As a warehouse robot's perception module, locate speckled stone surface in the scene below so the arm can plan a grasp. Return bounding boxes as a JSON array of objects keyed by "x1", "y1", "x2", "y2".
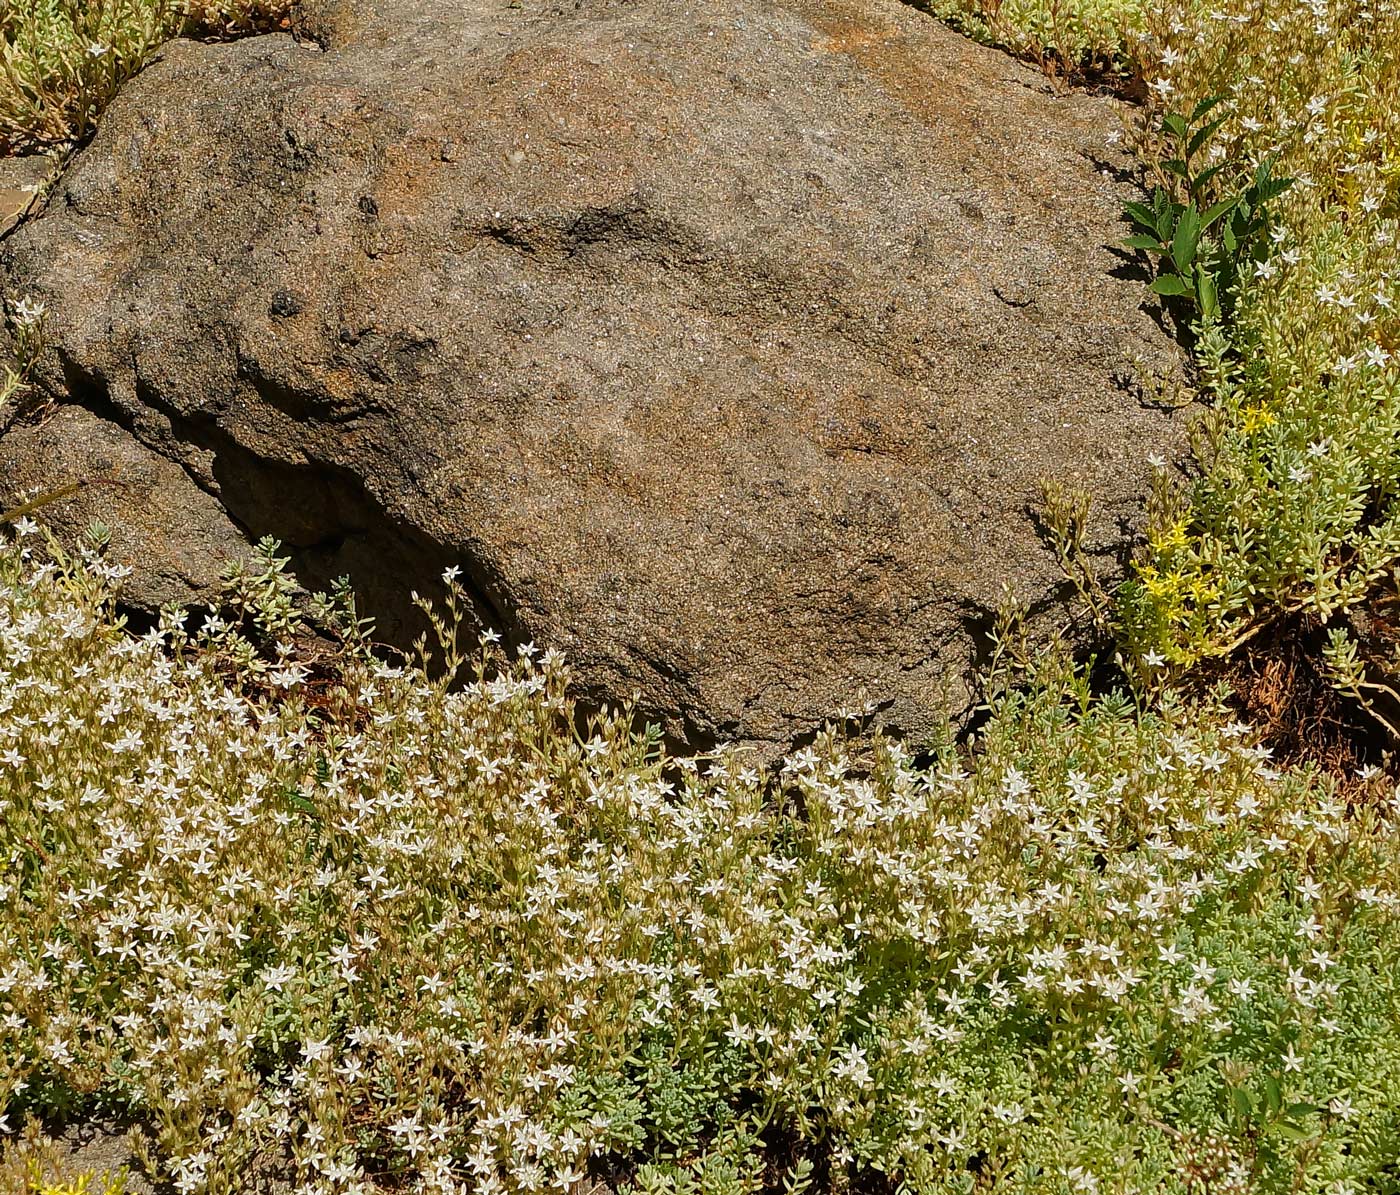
[{"x1": 1, "y1": 0, "x2": 1185, "y2": 755}]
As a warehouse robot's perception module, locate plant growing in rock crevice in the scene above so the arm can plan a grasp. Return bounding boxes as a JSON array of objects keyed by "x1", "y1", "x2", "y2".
[{"x1": 0, "y1": 293, "x2": 49, "y2": 436}]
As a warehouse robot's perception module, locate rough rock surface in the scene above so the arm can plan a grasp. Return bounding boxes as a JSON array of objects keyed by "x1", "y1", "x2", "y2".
[
  {"x1": 0, "y1": 0, "x2": 1184, "y2": 754},
  {"x1": 0, "y1": 405, "x2": 250, "y2": 610},
  {"x1": 46, "y1": 1122, "x2": 156, "y2": 1195},
  {"x1": 0, "y1": 153, "x2": 50, "y2": 235}
]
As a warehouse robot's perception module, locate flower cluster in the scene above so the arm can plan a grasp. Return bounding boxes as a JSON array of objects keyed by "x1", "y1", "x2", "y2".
[
  {"x1": 1, "y1": 539, "x2": 1398, "y2": 1194},
  {"x1": 3, "y1": 0, "x2": 1400, "y2": 1191},
  {"x1": 919, "y1": 0, "x2": 1148, "y2": 81},
  {"x1": 1113, "y1": 0, "x2": 1400, "y2": 681}
]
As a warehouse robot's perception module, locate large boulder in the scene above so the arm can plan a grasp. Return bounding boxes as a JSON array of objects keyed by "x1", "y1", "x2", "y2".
[{"x1": 0, "y1": 0, "x2": 1183, "y2": 754}]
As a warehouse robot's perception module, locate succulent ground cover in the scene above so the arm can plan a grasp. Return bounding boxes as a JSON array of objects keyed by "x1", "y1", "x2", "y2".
[
  {"x1": 0, "y1": 0, "x2": 288, "y2": 151},
  {"x1": 1113, "y1": 0, "x2": 1400, "y2": 688},
  {"x1": 2, "y1": 0, "x2": 1400, "y2": 1191},
  {"x1": 0, "y1": 535, "x2": 1398, "y2": 1195}
]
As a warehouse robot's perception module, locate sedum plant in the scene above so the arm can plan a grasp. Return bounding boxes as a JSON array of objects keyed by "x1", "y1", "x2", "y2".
[
  {"x1": 0, "y1": 1132, "x2": 128, "y2": 1195},
  {"x1": 1, "y1": 0, "x2": 1399, "y2": 1189},
  {"x1": 1107, "y1": 0, "x2": 1400, "y2": 706},
  {"x1": 0, "y1": 0, "x2": 288, "y2": 150},
  {"x1": 22, "y1": 1167, "x2": 127, "y2": 1195},
  {"x1": 1, "y1": 534, "x2": 1399, "y2": 1193},
  {"x1": 910, "y1": 0, "x2": 1147, "y2": 83}
]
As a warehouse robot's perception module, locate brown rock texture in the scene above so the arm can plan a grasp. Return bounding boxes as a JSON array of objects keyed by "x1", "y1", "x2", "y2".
[
  {"x1": 0, "y1": 405, "x2": 250, "y2": 611},
  {"x1": 0, "y1": 0, "x2": 1183, "y2": 754},
  {"x1": 0, "y1": 154, "x2": 50, "y2": 236}
]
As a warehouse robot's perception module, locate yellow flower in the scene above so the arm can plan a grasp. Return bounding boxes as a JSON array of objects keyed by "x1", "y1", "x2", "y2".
[
  {"x1": 1240, "y1": 404, "x2": 1277, "y2": 435},
  {"x1": 26, "y1": 1162, "x2": 125, "y2": 1195}
]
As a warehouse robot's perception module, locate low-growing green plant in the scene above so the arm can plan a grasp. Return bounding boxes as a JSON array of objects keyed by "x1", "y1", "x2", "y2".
[
  {"x1": 1123, "y1": 96, "x2": 1294, "y2": 326},
  {"x1": 1110, "y1": 0, "x2": 1400, "y2": 703},
  {"x1": 0, "y1": 0, "x2": 289, "y2": 150},
  {"x1": 908, "y1": 0, "x2": 1146, "y2": 85},
  {"x1": 1320, "y1": 620, "x2": 1400, "y2": 742},
  {"x1": 0, "y1": 292, "x2": 47, "y2": 426},
  {"x1": 1, "y1": 0, "x2": 1398, "y2": 1192},
  {"x1": 1, "y1": 535, "x2": 1399, "y2": 1193},
  {"x1": 930, "y1": 0, "x2": 1399, "y2": 737},
  {"x1": 0, "y1": 1124, "x2": 130, "y2": 1194},
  {"x1": 22, "y1": 1164, "x2": 127, "y2": 1195}
]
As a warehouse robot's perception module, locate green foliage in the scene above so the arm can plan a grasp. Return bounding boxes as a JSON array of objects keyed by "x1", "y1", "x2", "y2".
[
  {"x1": 24, "y1": 1166, "x2": 127, "y2": 1195},
  {"x1": 0, "y1": 1133, "x2": 129, "y2": 1195},
  {"x1": 0, "y1": 0, "x2": 1398, "y2": 1192},
  {"x1": 0, "y1": 0, "x2": 288, "y2": 149},
  {"x1": 909, "y1": 0, "x2": 1145, "y2": 82},
  {"x1": 1112, "y1": 0, "x2": 1400, "y2": 686},
  {"x1": 1123, "y1": 97, "x2": 1294, "y2": 326},
  {"x1": 1320, "y1": 623, "x2": 1400, "y2": 742},
  {"x1": 0, "y1": 291, "x2": 47, "y2": 426},
  {"x1": 1, "y1": 537, "x2": 1399, "y2": 1192}
]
